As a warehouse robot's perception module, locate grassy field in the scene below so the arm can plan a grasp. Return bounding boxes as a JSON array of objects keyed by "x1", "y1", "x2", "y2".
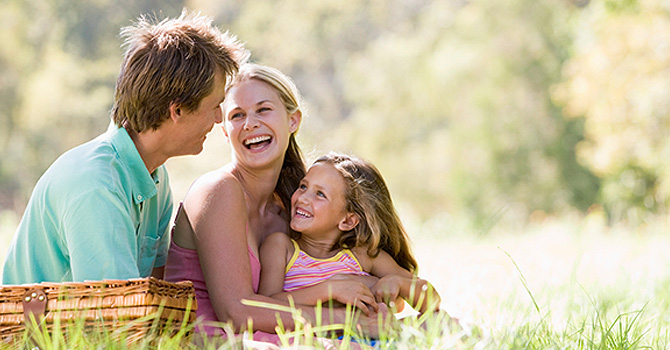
[{"x1": 0, "y1": 210, "x2": 668, "y2": 349}]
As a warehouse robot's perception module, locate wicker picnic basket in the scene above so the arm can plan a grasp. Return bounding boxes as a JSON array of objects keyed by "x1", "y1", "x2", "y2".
[{"x1": 0, "y1": 277, "x2": 196, "y2": 344}]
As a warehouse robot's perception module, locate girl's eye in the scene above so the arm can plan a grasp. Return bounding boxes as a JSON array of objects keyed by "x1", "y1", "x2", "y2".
[
  {"x1": 316, "y1": 191, "x2": 326, "y2": 198},
  {"x1": 258, "y1": 107, "x2": 271, "y2": 113},
  {"x1": 230, "y1": 112, "x2": 243, "y2": 120},
  {"x1": 299, "y1": 184, "x2": 307, "y2": 190}
]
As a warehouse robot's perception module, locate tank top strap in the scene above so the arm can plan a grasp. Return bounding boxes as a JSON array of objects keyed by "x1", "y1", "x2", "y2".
[
  {"x1": 285, "y1": 239, "x2": 301, "y2": 274},
  {"x1": 340, "y1": 247, "x2": 364, "y2": 271}
]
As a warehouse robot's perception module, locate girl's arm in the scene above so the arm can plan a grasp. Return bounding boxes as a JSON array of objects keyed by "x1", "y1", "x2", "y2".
[
  {"x1": 359, "y1": 248, "x2": 441, "y2": 314},
  {"x1": 258, "y1": 232, "x2": 379, "y2": 315}
]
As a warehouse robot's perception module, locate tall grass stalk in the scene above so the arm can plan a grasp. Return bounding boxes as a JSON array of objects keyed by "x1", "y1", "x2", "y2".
[{"x1": 2, "y1": 283, "x2": 667, "y2": 349}]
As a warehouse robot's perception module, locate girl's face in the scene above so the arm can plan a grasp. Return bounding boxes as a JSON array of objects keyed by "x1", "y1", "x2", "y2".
[
  {"x1": 222, "y1": 78, "x2": 301, "y2": 169},
  {"x1": 290, "y1": 162, "x2": 354, "y2": 237}
]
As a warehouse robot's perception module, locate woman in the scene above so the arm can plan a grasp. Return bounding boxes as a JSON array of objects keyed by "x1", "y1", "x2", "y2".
[{"x1": 164, "y1": 63, "x2": 380, "y2": 343}]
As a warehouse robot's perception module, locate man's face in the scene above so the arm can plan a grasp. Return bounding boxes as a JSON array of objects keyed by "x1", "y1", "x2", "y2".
[{"x1": 175, "y1": 72, "x2": 226, "y2": 156}]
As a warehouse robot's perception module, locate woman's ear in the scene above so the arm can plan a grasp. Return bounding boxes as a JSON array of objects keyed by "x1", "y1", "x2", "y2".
[
  {"x1": 221, "y1": 125, "x2": 230, "y2": 141},
  {"x1": 338, "y1": 212, "x2": 360, "y2": 232},
  {"x1": 289, "y1": 110, "x2": 302, "y2": 133}
]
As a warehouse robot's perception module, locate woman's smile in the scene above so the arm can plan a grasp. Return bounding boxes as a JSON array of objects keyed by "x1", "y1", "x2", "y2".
[{"x1": 243, "y1": 134, "x2": 273, "y2": 151}]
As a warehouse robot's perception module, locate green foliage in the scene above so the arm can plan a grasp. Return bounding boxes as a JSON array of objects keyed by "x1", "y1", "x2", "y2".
[
  {"x1": 555, "y1": 0, "x2": 670, "y2": 223},
  {"x1": 0, "y1": 0, "x2": 184, "y2": 213},
  {"x1": 337, "y1": 0, "x2": 599, "y2": 228},
  {"x1": 1, "y1": 0, "x2": 667, "y2": 228}
]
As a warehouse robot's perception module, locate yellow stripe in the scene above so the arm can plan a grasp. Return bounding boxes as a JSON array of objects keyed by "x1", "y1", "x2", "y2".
[
  {"x1": 342, "y1": 248, "x2": 363, "y2": 271},
  {"x1": 285, "y1": 239, "x2": 300, "y2": 274}
]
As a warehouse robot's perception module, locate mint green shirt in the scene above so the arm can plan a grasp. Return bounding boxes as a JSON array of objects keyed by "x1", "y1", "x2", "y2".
[{"x1": 2, "y1": 126, "x2": 173, "y2": 284}]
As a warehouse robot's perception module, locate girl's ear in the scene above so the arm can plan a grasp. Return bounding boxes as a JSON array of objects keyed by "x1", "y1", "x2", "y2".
[{"x1": 338, "y1": 212, "x2": 359, "y2": 232}]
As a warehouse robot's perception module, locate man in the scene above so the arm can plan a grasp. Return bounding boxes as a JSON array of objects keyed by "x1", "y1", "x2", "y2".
[{"x1": 2, "y1": 10, "x2": 248, "y2": 284}]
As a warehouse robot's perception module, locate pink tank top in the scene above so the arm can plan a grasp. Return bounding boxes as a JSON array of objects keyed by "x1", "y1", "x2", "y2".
[
  {"x1": 283, "y1": 239, "x2": 370, "y2": 292},
  {"x1": 165, "y1": 240, "x2": 260, "y2": 336}
]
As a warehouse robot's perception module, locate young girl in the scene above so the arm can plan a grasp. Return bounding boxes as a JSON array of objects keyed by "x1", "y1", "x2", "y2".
[{"x1": 259, "y1": 152, "x2": 441, "y2": 315}]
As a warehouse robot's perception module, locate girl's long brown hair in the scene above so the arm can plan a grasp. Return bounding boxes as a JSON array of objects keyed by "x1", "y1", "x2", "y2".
[{"x1": 314, "y1": 152, "x2": 418, "y2": 273}]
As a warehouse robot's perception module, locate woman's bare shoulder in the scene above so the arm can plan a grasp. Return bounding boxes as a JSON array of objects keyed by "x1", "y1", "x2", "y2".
[
  {"x1": 263, "y1": 231, "x2": 293, "y2": 247},
  {"x1": 184, "y1": 167, "x2": 243, "y2": 204},
  {"x1": 189, "y1": 167, "x2": 240, "y2": 192}
]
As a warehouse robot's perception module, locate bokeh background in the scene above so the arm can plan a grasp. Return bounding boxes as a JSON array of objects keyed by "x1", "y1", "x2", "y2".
[{"x1": 1, "y1": 0, "x2": 668, "y2": 326}]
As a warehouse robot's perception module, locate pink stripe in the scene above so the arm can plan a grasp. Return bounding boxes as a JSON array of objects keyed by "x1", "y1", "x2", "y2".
[{"x1": 283, "y1": 249, "x2": 369, "y2": 292}]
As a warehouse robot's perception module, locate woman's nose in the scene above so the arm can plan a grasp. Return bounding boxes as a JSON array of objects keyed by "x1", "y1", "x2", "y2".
[{"x1": 244, "y1": 114, "x2": 260, "y2": 130}]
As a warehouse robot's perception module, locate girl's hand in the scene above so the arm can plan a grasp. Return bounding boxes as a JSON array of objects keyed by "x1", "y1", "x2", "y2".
[
  {"x1": 371, "y1": 275, "x2": 403, "y2": 306},
  {"x1": 326, "y1": 275, "x2": 379, "y2": 315},
  {"x1": 372, "y1": 275, "x2": 441, "y2": 313}
]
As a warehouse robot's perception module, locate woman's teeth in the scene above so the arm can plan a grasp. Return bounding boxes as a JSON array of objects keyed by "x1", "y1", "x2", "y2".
[{"x1": 244, "y1": 135, "x2": 271, "y2": 149}]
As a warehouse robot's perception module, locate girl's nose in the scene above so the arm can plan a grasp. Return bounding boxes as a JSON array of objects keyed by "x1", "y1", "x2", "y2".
[{"x1": 295, "y1": 191, "x2": 311, "y2": 206}]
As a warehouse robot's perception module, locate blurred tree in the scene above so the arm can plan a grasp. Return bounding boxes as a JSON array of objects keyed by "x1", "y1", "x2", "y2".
[
  {"x1": 0, "y1": 0, "x2": 184, "y2": 213},
  {"x1": 555, "y1": 0, "x2": 670, "y2": 223},
  {"x1": 6, "y1": 0, "x2": 658, "y2": 232},
  {"x1": 198, "y1": 0, "x2": 434, "y2": 142},
  {"x1": 337, "y1": 0, "x2": 599, "y2": 229}
]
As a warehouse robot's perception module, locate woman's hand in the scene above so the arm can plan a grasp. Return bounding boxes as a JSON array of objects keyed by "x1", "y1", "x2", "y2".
[{"x1": 332, "y1": 301, "x2": 393, "y2": 339}]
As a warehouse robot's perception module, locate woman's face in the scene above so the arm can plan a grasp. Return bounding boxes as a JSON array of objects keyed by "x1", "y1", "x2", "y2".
[{"x1": 222, "y1": 78, "x2": 301, "y2": 169}]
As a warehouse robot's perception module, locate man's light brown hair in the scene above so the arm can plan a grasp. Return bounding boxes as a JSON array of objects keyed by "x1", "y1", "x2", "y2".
[{"x1": 112, "y1": 10, "x2": 249, "y2": 132}]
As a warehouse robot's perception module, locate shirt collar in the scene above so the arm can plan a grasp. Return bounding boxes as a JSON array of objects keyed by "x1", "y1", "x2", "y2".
[{"x1": 109, "y1": 126, "x2": 158, "y2": 204}]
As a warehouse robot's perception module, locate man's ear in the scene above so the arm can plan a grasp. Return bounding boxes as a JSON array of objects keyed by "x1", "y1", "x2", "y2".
[
  {"x1": 338, "y1": 212, "x2": 360, "y2": 232},
  {"x1": 289, "y1": 110, "x2": 302, "y2": 133},
  {"x1": 168, "y1": 102, "x2": 182, "y2": 122}
]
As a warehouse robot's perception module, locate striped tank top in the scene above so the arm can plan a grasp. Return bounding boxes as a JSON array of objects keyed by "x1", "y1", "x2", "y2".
[{"x1": 283, "y1": 239, "x2": 370, "y2": 292}]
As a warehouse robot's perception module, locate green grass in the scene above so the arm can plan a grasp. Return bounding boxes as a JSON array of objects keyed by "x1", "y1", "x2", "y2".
[
  {"x1": 3, "y1": 296, "x2": 666, "y2": 350},
  {"x1": 1, "y1": 212, "x2": 669, "y2": 349}
]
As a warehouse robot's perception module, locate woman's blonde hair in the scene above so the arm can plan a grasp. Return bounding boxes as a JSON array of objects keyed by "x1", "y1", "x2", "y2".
[
  {"x1": 314, "y1": 152, "x2": 418, "y2": 273},
  {"x1": 226, "y1": 63, "x2": 306, "y2": 214}
]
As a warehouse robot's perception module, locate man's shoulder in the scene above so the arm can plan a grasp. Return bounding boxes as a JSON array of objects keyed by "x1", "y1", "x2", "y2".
[{"x1": 40, "y1": 134, "x2": 130, "y2": 198}]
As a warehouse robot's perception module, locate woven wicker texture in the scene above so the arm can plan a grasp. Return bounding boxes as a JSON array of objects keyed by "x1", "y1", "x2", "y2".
[{"x1": 0, "y1": 277, "x2": 196, "y2": 343}]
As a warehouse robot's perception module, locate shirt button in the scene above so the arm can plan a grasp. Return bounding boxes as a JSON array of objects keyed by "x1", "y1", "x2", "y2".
[{"x1": 137, "y1": 195, "x2": 143, "y2": 201}]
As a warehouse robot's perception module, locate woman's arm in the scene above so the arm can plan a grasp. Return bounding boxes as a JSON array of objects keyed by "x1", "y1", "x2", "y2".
[
  {"x1": 183, "y1": 173, "x2": 381, "y2": 335},
  {"x1": 185, "y1": 172, "x2": 267, "y2": 330},
  {"x1": 361, "y1": 249, "x2": 441, "y2": 314},
  {"x1": 258, "y1": 232, "x2": 378, "y2": 315}
]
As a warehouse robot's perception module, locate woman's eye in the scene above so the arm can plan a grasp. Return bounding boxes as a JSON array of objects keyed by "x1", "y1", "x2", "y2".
[
  {"x1": 258, "y1": 107, "x2": 271, "y2": 113},
  {"x1": 299, "y1": 184, "x2": 307, "y2": 190},
  {"x1": 230, "y1": 112, "x2": 243, "y2": 120}
]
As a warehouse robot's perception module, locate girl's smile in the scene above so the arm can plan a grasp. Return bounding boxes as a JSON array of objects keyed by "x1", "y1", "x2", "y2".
[{"x1": 290, "y1": 162, "x2": 350, "y2": 236}]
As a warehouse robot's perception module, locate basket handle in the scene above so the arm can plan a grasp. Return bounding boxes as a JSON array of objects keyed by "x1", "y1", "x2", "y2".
[{"x1": 22, "y1": 289, "x2": 47, "y2": 325}]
